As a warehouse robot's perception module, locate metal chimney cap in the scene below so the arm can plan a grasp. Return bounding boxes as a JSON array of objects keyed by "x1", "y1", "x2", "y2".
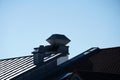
[{"x1": 46, "y1": 34, "x2": 71, "y2": 45}]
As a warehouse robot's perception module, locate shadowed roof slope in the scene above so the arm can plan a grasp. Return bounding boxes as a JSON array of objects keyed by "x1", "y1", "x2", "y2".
[{"x1": 0, "y1": 47, "x2": 120, "y2": 80}]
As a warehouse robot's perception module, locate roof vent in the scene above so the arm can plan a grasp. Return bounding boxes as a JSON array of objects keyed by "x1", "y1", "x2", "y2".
[
  {"x1": 32, "y1": 34, "x2": 71, "y2": 66},
  {"x1": 46, "y1": 34, "x2": 70, "y2": 46}
]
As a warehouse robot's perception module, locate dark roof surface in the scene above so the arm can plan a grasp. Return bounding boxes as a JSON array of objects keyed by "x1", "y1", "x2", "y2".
[
  {"x1": 0, "y1": 47, "x2": 120, "y2": 80},
  {"x1": 0, "y1": 52, "x2": 65, "y2": 80},
  {"x1": 90, "y1": 47, "x2": 120, "y2": 74},
  {"x1": 0, "y1": 55, "x2": 35, "y2": 80},
  {"x1": 0, "y1": 47, "x2": 99, "y2": 80}
]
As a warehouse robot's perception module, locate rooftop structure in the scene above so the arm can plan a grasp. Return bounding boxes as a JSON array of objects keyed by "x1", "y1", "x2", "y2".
[{"x1": 0, "y1": 34, "x2": 120, "y2": 80}]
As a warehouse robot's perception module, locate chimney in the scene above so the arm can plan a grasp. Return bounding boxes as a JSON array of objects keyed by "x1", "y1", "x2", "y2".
[
  {"x1": 32, "y1": 34, "x2": 70, "y2": 66},
  {"x1": 46, "y1": 34, "x2": 70, "y2": 65},
  {"x1": 32, "y1": 45, "x2": 45, "y2": 65}
]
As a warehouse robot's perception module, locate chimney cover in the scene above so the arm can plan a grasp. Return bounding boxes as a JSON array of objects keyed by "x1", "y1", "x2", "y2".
[{"x1": 46, "y1": 34, "x2": 70, "y2": 45}]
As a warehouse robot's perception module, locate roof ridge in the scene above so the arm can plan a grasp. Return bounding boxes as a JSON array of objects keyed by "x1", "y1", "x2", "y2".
[{"x1": 102, "y1": 46, "x2": 120, "y2": 50}]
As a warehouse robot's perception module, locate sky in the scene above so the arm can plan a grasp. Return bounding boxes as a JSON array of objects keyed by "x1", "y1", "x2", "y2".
[{"x1": 0, "y1": 0, "x2": 120, "y2": 59}]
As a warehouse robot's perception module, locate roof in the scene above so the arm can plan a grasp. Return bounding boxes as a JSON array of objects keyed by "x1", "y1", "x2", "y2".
[
  {"x1": 0, "y1": 52, "x2": 66, "y2": 80},
  {"x1": 0, "y1": 55, "x2": 35, "y2": 80},
  {"x1": 16, "y1": 47, "x2": 100, "y2": 80},
  {"x1": 90, "y1": 47, "x2": 120, "y2": 73},
  {"x1": 0, "y1": 47, "x2": 120, "y2": 80}
]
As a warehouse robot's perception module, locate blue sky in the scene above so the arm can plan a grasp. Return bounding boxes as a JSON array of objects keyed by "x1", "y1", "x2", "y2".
[{"x1": 0, "y1": 0, "x2": 120, "y2": 59}]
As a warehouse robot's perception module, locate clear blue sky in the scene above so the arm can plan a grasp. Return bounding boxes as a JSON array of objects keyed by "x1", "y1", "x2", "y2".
[{"x1": 0, "y1": 0, "x2": 120, "y2": 59}]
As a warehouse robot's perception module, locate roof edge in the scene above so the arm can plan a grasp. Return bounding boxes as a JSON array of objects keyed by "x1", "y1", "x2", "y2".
[
  {"x1": 0, "y1": 55, "x2": 33, "y2": 61},
  {"x1": 101, "y1": 46, "x2": 120, "y2": 50}
]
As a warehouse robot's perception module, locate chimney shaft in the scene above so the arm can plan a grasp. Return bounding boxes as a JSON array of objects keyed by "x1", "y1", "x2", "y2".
[
  {"x1": 32, "y1": 45, "x2": 45, "y2": 65},
  {"x1": 32, "y1": 34, "x2": 71, "y2": 66}
]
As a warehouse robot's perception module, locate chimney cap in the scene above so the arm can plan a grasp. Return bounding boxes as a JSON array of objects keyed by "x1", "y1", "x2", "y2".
[{"x1": 46, "y1": 34, "x2": 70, "y2": 45}]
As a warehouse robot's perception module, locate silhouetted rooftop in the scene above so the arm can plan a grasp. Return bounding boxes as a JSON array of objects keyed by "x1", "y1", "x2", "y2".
[{"x1": 0, "y1": 46, "x2": 120, "y2": 80}]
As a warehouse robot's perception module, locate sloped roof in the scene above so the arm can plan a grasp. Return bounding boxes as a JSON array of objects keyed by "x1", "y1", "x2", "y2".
[
  {"x1": 1, "y1": 47, "x2": 120, "y2": 80},
  {"x1": 0, "y1": 55, "x2": 35, "y2": 80},
  {"x1": 0, "y1": 52, "x2": 65, "y2": 80},
  {"x1": 90, "y1": 47, "x2": 120, "y2": 73},
  {"x1": 0, "y1": 47, "x2": 99, "y2": 80}
]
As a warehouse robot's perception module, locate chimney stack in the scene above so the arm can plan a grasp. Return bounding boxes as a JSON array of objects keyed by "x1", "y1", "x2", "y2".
[
  {"x1": 32, "y1": 34, "x2": 71, "y2": 66},
  {"x1": 32, "y1": 45, "x2": 45, "y2": 65}
]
